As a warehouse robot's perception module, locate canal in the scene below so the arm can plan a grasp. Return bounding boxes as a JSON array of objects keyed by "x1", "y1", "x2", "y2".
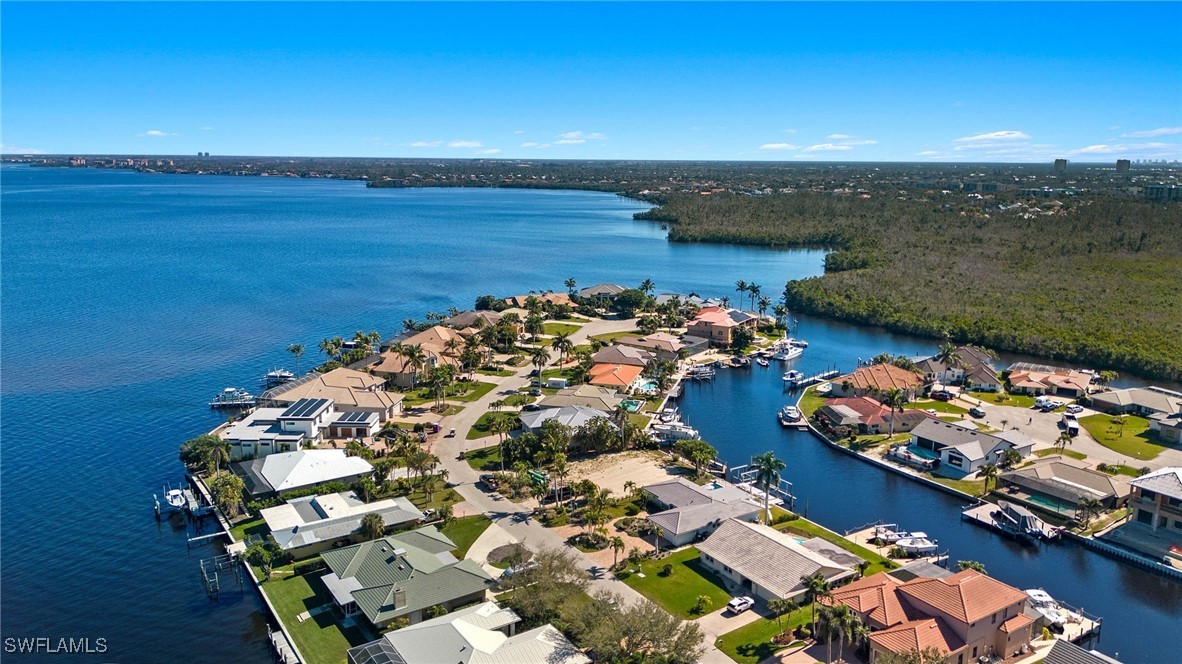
[{"x1": 677, "y1": 336, "x2": 1182, "y2": 664}]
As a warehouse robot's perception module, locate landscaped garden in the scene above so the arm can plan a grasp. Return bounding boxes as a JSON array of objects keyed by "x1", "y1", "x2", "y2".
[
  {"x1": 543, "y1": 322, "x2": 582, "y2": 336},
  {"x1": 615, "y1": 547, "x2": 732, "y2": 620},
  {"x1": 261, "y1": 572, "x2": 370, "y2": 664},
  {"x1": 467, "y1": 412, "x2": 518, "y2": 440},
  {"x1": 1079, "y1": 414, "x2": 1164, "y2": 460},
  {"x1": 402, "y1": 380, "x2": 497, "y2": 406},
  {"x1": 771, "y1": 511, "x2": 893, "y2": 576}
]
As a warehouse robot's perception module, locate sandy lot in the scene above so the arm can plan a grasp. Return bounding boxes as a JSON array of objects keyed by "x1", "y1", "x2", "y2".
[{"x1": 566, "y1": 449, "x2": 681, "y2": 495}]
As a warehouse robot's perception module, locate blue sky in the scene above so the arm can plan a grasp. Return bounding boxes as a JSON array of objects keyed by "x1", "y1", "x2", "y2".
[{"x1": 2, "y1": 2, "x2": 1180, "y2": 162}]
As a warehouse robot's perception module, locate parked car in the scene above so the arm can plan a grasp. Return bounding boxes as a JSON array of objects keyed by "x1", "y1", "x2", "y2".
[
  {"x1": 726, "y1": 596, "x2": 755, "y2": 614},
  {"x1": 529, "y1": 388, "x2": 542, "y2": 396},
  {"x1": 969, "y1": 407, "x2": 986, "y2": 418},
  {"x1": 932, "y1": 390, "x2": 953, "y2": 401},
  {"x1": 522, "y1": 404, "x2": 542, "y2": 411},
  {"x1": 1065, "y1": 404, "x2": 1084, "y2": 414},
  {"x1": 479, "y1": 474, "x2": 498, "y2": 489}
]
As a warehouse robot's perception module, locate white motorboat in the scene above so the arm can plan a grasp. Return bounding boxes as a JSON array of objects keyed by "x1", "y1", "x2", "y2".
[
  {"x1": 659, "y1": 407, "x2": 679, "y2": 424},
  {"x1": 263, "y1": 368, "x2": 294, "y2": 386},
  {"x1": 756, "y1": 357, "x2": 770, "y2": 367},
  {"x1": 772, "y1": 346, "x2": 803, "y2": 361},
  {"x1": 651, "y1": 423, "x2": 700, "y2": 441},
  {"x1": 165, "y1": 488, "x2": 187, "y2": 511},
  {"x1": 788, "y1": 338, "x2": 809, "y2": 348},
  {"x1": 871, "y1": 524, "x2": 907, "y2": 543},
  {"x1": 778, "y1": 405, "x2": 802, "y2": 425},
  {"x1": 1025, "y1": 589, "x2": 1084, "y2": 629},
  {"x1": 209, "y1": 387, "x2": 255, "y2": 408},
  {"x1": 895, "y1": 536, "x2": 939, "y2": 556},
  {"x1": 782, "y1": 370, "x2": 804, "y2": 383}
]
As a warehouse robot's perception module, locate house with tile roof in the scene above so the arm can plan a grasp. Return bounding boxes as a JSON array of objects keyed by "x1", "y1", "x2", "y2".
[
  {"x1": 998, "y1": 456, "x2": 1130, "y2": 518},
  {"x1": 518, "y1": 405, "x2": 612, "y2": 435},
  {"x1": 686, "y1": 307, "x2": 752, "y2": 347},
  {"x1": 830, "y1": 364, "x2": 927, "y2": 399},
  {"x1": 696, "y1": 519, "x2": 856, "y2": 601},
  {"x1": 1126, "y1": 467, "x2": 1182, "y2": 534},
  {"x1": 642, "y1": 478, "x2": 761, "y2": 547},
  {"x1": 826, "y1": 569, "x2": 1034, "y2": 663},
  {"x1": 617, "y1": 332, "x2": 709, "y2": 360},
  {"x1": 1089, "y1": 386, "x2": 1182, "y2": 417},
  {"x1": 1004, "y1": 363, "x2": 1092, "y2": 398},
  {"x1": 578, "y1": 283, "x2": 627, "y2": 301},
  {"x1": 916, "y1": 346, "x2": 1003, "y2": 392},
  {"x1": 503, "y1": 293, "x2": 573, "y2": 308},
  {"x1": 591, "y1": 344, "x2": 654, "y2": 368},
  {"x1": 261, "y1": 368, "x2": 404, "y2": 421},
  {"x1": 587, "y1": 363, "x2": 644, "y2": 391},
  {"x1": 371, "y1": 326, "x2": 465, "y2": 389},
  {"x1": 815, "y1": 396, "x2": 936, "y2": 435},
  {"x1": 346, "y1": 601, "x2": 589, "y2": 664},
  {"x1": 538, "y1": 385, "x2": 624, "y2": 412},
  {"x1": 321, "y1": 526, "x2": 496, "y2": 628}
]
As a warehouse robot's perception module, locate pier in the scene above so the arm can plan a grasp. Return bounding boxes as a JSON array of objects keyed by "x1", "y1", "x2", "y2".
[
  {"x1": 844, "y1": 525, "x2": 951, "y2": 568},
  {"x1": 783, "y1": 368, "x2": 840, "y2": 390}
]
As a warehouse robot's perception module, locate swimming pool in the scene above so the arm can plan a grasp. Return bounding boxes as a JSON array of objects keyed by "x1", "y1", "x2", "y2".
[
  {"x1": 1024, "y1": 494, "x2": 1076, "y2": 514},
  {"x1": 621, "y1": 399, "x2": 643, "y2": 413},
  {"x1": 907, "y1": 445, "x2": 941, "y2": 461},
  {"x1": 635, "y1": 380, "x2": 659, "y2": 392}
]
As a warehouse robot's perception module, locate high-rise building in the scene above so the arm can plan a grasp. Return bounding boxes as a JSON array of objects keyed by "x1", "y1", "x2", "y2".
[
  {"x1": 1053, "y1": 159, "x2": 1068, "y2": 173},
  {"x1": 1116, "y1": 159, "x2": 1131, "y2": 173}
]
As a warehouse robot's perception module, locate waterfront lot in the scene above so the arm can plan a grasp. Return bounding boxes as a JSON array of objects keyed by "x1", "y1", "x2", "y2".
[
  {"x1": 616, "y1": 547, "x2": 732, "y2": 620},
  {"x1": 261, "y1": 573, "x2": 369, "y2": 664},
  {"x1": 1078, "y1": 413, "x2": 1163, "y2": 460},
  {"x1": 772, "y1": 513, "x2": 893, "y2": 576}
]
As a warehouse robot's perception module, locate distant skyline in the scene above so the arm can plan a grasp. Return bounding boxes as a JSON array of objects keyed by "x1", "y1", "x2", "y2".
[{"x1": 2, "y1": 2, "x2": 1180, "y2": 162}]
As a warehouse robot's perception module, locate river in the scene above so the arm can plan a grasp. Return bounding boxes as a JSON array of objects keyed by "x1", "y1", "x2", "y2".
[{"x1": 1, "y1": 165, "x2": 1176, "y2": 663}]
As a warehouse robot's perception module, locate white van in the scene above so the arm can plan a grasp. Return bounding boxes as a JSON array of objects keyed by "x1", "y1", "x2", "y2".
[{"x1": 1034, "y1": 395, "x2": 1053, "y2": 409}]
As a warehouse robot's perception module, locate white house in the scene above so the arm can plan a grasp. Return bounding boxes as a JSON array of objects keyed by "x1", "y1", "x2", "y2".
[{"x1": 909, "y1": 419, "x2": 1033, "y2": 477}]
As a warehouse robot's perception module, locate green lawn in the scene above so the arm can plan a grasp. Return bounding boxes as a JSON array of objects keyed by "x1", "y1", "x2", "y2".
[
  {"x1": 904, "y1": 399, "x2": 968, "y2": 415},
  {"x1": 405, "y1": 486, "x2": 463, "y2": 512},
  {"x1": 1034, "y1": 447, "x2": 1088, "y2": 461},
  {"x1": 1078, "y1": 414, "x2": 1164, "y2": 460},
  {"x1": 403, "y1": 381, "x2": 497, "y2": 405},
  {"x1": 543, "y1": 322, "x2": 582, "y2": 336},
  {"x1": 715, "y1": 605, "x2": 813, "y2": 664},
  {"x1": 590, "y1": 329, "x2": 643, "y2": 344},
  {"x1": 627, "y1": 412, "x2": 652, "y2": 428},
  {"x1": 476, "y1": 367, "x2": 515, "y2": 377},
  {"x1": 797, "y1": 385, "x2": 826, "y2": 418},
  {"x1": 468, "y1": 412, "x2": 518, "y2": 440},
  {"x1": 465, "y1": 444, "x2": 504, "y2": 471},
  {"x1": 921, "y1": 473, "x2": 986, "y2": 497},
  {"x1": 773, "y1": 513, "x2": 893, "y2": 576},
  {"x1": 1099, "y1": 464, "x2": 1144, "y2": 478},
  {"x1": 504, "y1": 392, "x2": 533, "y2": 407},
  {"x1": 616, "y1": 547, "x2": 732, "y2": 620},
  {"x1": 230, "y1": 516, "x2": 269, "y2": 543},
  {"x1": 439, "y1": 515, "x2": 494, "y2": 558},
  {"x1": 260, "y1": 573, "x2": 370, "y2": 664},
  {"x1": 970, "y1": 391, "x2": 1036, "y2": 408}
]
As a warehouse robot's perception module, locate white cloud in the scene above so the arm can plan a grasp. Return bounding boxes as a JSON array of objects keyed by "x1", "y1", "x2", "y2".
[
  {"x1": 1069, "y1": 144, "x2": 1121, "y2": 155},
  {"x1": 474, "y1": 148, "x2": 501, "y2": 155},
  {"x1": 554, "y1": 139, "x2": 586, "y2": 145},
  {"x1": 140, "y1": 129, "x2": 177, "y2": 137},
  {"x1": 557, "y1": 131, "x2": 605, "y2": 141},
  {"x1": 759, "y1": 143, "x2": 799, "y2": 151},
  {"x1": 200, "y1": 126, "x2": 215, "y2": 131},
  {"x1": 827, "y1": 133, "x2": 853, "y2": 139},
  {"x1": 1120, "y1": 127, "x2": 1182, "y2": 138},
  {"x1": 782, "y1": 128, "x2": 798, "y2": 133},
  {"x1": 1108, "y1": 125, "x2": 1121, "y2": 131},
  {"x1": 513, "y1": 130, "x2": 525, "y2": 135},
  {"x1": 448, "y1": 140, "x2": 483, "y2": 148},
  {"x1": 843, "y1": 139, "x2": 878, "y2": 146},
  {"x1": 953, "y1": 130, "x2": 1031, "y2": 143},
  {"x1": 520, "y1": 142, "x2": 550, "y2": 149},
  {"x1": 802, "y1": 143, "x2": 853, "y2": 153},
  {"x1": 1, "y1": 144, "x2": 46, "y2": 154},
  {"x1": 409, "y1": 140, "x2": 442, "y2": 148},
  {"x1": 916, "y1": 151, "x2": 941, "y2": 156}
]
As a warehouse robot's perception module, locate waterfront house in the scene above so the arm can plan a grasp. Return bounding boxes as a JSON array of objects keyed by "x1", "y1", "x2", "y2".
[
  {"x1": 1004, "y1": 363, "x2": 1092, "y2": 398},
  {"x1": 320, "y1": 526, "x2": 495, "y2": 628},
  {"x1": 442, "y1": 309, "x2": 519, "y2": 335},
  {"x1": 371, "y1": 326, "x2": 464, "y2": 389},
  {"x1": 262, "y1": 368, "x2": 403, "y2": 421},
  {"x1": 587, "y1": 362, "x2": 644, "y2": 391},
  {"x1": 232, "y1": 449, "x2": 374, "y2": 497},
  {"x1": 538, "y1": 385, "x2": 624, "y2": 412},
  {"x1": 518, "y1": 405, "x2": 612, "y2": 434},
  {"x1": 346, "y1": 601, "x2": 589, "y2": 664},
  {"x1": 686, "y1": 307, "x2": 755, "y2": 347},
  {"x1": 261, "y1": 491, "x2": 423, "y2": 558},
  {"x1": 814, "y1": 396, "x2": 935, "y2": 435},
  {"x1": 224, "y1": 406, "x2": 311, "y2": 461},
  {"x1": 909, "y1": 419, "x2": 1032, "y2": 477},
  {"x1": 1089, "y1": 386, "x2": 1182, "y2": 417},
  {"x1": 1126, "y1": 467, "x2": 1182, "y2": 534},
  {"x1": 578, "y1": 283, "x2": 627, "y2": 303},
  {"x1": 997, "y1": 456, "x2": 1130, "y2": 518},
  {"x1": 916, "y1": 346, "x2": 1003, "y2": 392},
  {"x1": 825, "y1": 569, "x2": 1033, "y2": 663},
  {"x1": 591, "y1": 344, "x2": 654, "y2": 367},
  {"x1": 643, "y1": 478, "x2": 762, "y2": 547},
  {"x1": 617, "y1": 332, "x2": 709, "y2": 360},
  {"x1": 224, "y1": 398, "x2": 381, "y2": 460},
  {"x1": 1149, "y1": 411, "x2": 1182, "y2": 443},
  {"x1": 503, "y1": 292, "x2": 573, "y2": 308},
  {"x1": 830, "y1": 364, "x2": 927, "y2": 400},
  {"x1": 1043, "y1": 639, "x2": 1125, "y2": 664},
  {"x1": 697, "y1": 518, "x2": 856, "y2": 602}
]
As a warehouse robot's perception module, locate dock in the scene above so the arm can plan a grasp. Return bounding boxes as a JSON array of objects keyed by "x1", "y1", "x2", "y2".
[
  {"x1": 961, "y1": 502, "x2": 1061, "y2": 544},
  {"x1": 784, "y1": 368, "x2": 840, "y2": 390},
  {"x1": 844, "y1": 525, "x2": 951, "y2": 567}
]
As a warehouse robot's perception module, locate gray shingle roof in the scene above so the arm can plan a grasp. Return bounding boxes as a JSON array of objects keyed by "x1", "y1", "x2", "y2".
[
  {"x1": 1127, "y1": 467, "x2": 1182, "y2": 501},
  {"x1": 648, "y1": 501, "x2": 761, "y2": 537},
  {"x1": 697, "y1": 519, "x2": 855, "y2": 598}
]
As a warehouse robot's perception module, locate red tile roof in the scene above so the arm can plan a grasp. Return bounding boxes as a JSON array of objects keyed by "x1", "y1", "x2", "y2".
[
  {"x1": 898, "y1": 570, "x2": 1029, "y2": 624},
  {"x1": 998, "y1": 613, "x2": 1034, "y2": 634},
  {"x1": 588, "y1": 363, "x2": 644, "y2": 388},
  {"x1": 824, "y1": 574, "x2": 911, "y2": 628},
  {"x1": 835, "y1": 364, "x2": 924, "y2": 393},
  {"x1": 868, "y1": 618, "x2": 965, "y2": 655}
]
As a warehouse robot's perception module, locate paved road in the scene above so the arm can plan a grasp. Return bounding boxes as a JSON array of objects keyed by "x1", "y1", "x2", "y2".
[{"x1": 427, "y1": 316, "x2": 738, "y2": 663}]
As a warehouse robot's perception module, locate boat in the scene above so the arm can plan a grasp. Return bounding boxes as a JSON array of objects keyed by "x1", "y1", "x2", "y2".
[
  {"x1": 262, "y1": 368, "x2": 294, "y2": 386},
  {"x1": 787, "y1": 338, "x2": 809, "y2": 348},
  {"x1": 782, "y1": 369, "x2": 804, "y2": 383},
  {"x1": 756, "y1": 357, "x2": 770, "y2": 367},
  {"x1": 165, "y1": 488, "x2": 187, "y2": 511},
  {"x1": 659, "y1": 407, "x2": 679, "y2": 424},
  {"x1": 778, "y1": 405, "x2": 802, "y2": 425},
  {"x1": 1024, "y1": 589, "x2": 1084, "y2": 629},
  {"x1": 731, "y1": 356, "x2": 751, "y2": 368},
  {"x1": 209, "y1": 387, "x2": 255, "y2": 408},
  {"x1": 651, "y1": 422, "x2": 700, "y2": 441},
  {"x1": 685, "y1": 365, "x2": 716, "y2": 380},
  {"x1": 894, "y1": 535, "x2": 939, "y2": 556},
  {"x1": 994, "y1": 500, "x2": 1062, "y2": 541},
  {"x1": 871, "y1": 524, "x2": 908, "y2": 544},
  {"x1": 772, "y1": 346, "x2": 803, "y2": 361}
]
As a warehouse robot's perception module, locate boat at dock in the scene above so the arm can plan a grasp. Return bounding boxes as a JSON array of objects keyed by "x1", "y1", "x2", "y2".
[
  {"x1": 651, "y1": 422, "x2": 700, "y2": 441},
  {"x1": 778, "y1": 405, "x2": 802, "y2": 426},
  {"x1": 262, "y1": 368, "x2": 294, "y2": 386},
  {"x1": 755, "y1": 357, "x2": 770, "y2": 367},
  {"x1": 782, "y1": 369, "x2": 804, "y2": 383},
  {"x1": 209, "y1": 387, "x2": 255, "y2": 408},
  {"x1": 787, "y1": 338, "x2": 808, "y2": 348},
  {"x1": 962, "y1": 501, "x2": 1062, "y2": 543},
  {"x1": 659, "y1": 407, "x2": 679, "y2": 423},
  {"x1": 685, "y1": 365, "x2": 716, "y2": 380},
  {"x1": 772, "y1": 346, "x2": 803, "y2": 361},
  {"x1": 894, "y1": 535, "x2": 939, "y2": 556},
  {"x1": 1024, "y1": 588, "x2": 1101, "y2": 642}
]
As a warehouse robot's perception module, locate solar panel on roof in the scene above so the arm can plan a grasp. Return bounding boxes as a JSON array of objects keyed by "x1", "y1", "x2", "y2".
[{"x1": 283, "y1": 398, "x2": 331, "y2": 418}]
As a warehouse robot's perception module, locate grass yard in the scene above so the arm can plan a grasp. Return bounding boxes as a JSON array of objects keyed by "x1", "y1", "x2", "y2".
[
  {"x1": 970, "y1": 391, "x2": 1037, "y2": 408},
  {"x1": 715, "y1": 605, "x2": 813, "y2": 664},
  {"x1": 468, "y1": 412, "x2": 518, "y2": 440},
  {"x1": 1098, "y1": 463, "x2": 1145, "y2": 478},
  {"x1": 439, "y1": 515, "x2": 494, "y2": 557},
  {"x1": 616, "y1": 547, "x2": 732, "y2": 620},
  {"x1": 543, "y1": 322, "x2": 582, "y2": 336},
  {"x1": 797, "y1": 385, "x2": 827, "y2": 418},
  {"x1": 230, "y1": 516, "x2": 268, "y2": 543},
  {"x1": 260, "y1": 573, "x2": 370, "y2": 664},
  {"x1": 1034, "y1": 447, "x2": 1087, "y2": 461},
  {"x1": 920, "y1": 473, "x2": 986, "y2": 497},
  {"x1": 904, "y1": 399, "x2": 968, "y2": 415},
  {"x1": 503, "y1": 392, "x2": 533, "y2": 407},
  {"x1": 589, "y1": 329, "x2": 643, "y2": 344},
  {"x1": 1079, "y1": 414, "x2": 1164, "y2": 460},
  {"x1": 627, "y1": 412, "x2": 652, "y2": 428},
  {"x1": 476, "y1": 367, "x2": 515, "y2": 377},
  {"x1": 465, "y1": 444, "x2": 504, "y2": 471},
  {"x1": 402, "y1": 381, "x2": 497, "y2": 406},
  {"x1": 773, "y1": 512, "x2": 894, "y2": 576},
  {"x1": 405, "y1": 486, "x2": 463, "y2": 512}
]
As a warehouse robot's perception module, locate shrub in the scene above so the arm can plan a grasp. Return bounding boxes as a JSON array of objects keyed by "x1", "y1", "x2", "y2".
[
  {"x1": 773, "y1": 512, "x2": 799, "y2": 525},
  {"x1": 293, "y1": 560, "x2": 326, "y2": 576},
  {"x1": 624, "y1": 504, "x2": 641, "y2": 516},
  {"x1": 659, "y1": 563, "x2": 674, "y2": 577},
  {"x1": 796, "y1": 626, "x2": 812, "y2": 640}
]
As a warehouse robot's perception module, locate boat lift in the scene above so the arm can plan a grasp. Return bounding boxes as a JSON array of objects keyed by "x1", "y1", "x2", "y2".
[
  {"x1": 200, "y1": 553, "x2": 243, "y2": 600},
  {"x1": 728, "y1": 463, "x2": 796, "y2": 512}
]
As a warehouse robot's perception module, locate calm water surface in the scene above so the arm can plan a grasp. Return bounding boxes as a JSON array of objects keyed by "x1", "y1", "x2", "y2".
[{"x1": 2, "y1": 166, "x2": 1176, "y2": 663}]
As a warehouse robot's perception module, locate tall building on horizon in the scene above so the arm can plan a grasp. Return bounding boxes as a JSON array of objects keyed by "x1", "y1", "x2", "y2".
[
  {"x1": 1053, "y1": 159, "x2": 1068, "y2": 173},
  {"x1": 1116, "y1": 159, "x2": 1131, "y2": 173}
]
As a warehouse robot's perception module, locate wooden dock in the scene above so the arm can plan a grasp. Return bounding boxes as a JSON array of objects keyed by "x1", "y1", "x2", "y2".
[
  {"x1": 845, "y1": 526, "x2": 950, "y2": 567},
  {"x1": 785, "y1": 368, "x2": 840, "y2": 390}
]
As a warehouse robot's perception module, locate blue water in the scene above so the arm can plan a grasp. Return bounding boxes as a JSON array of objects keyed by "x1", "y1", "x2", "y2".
[
  {"x1": 0, "y1": 165, "x2": 824, "y2": 662},
  {"x1": 679, "y1": 363, "x2": 1181, "y2": 664},
  {"x1": 3, "y1": 165, "x2": 1176, "y2": 664}
]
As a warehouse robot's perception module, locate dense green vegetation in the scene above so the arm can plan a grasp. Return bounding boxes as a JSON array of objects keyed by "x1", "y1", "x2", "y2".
[{"x1": 643, "y1": 192, "x2": 1182, "y2": 380}]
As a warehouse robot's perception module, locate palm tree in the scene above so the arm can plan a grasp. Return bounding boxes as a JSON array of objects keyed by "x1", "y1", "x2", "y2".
[
  {"x1": 401, "y1": 344, "x2": 427, "y2": 388},
  {"x1": 748, "y1": 283, "x2": 761, "y2": 312},
  {"x1": 980, "y1": 464, "x2": 998, "y2": 494},
  {"x1": 361, "y1": 512, "x2": 385, "y2": 540},
  {"x1": 802, "y1": 572, "x2": 832, "y2": 638},
  {"x1": 530, "y1": 346, "x2": 550, "y2": 377},
  {"x1": 318, "y1": 337, "x2": 339, "y2": 362},
  {"x1": 1078, "y1": 497, "x2": 1104, "y2": 525},
  {"x1": 550, "y1": 452, "x2": 569, "y2": 509},
  {"x1": 773, "y1": 304, "x2": 788, "y2": 328},
  {"x1": 768, "y1": 597, "x2": 794, "y2": 635},
  {"x1": 639, "y1": 278, "x2": 655, "y2": 297},
  {"x1": 734, "y1": 280, "x2": 747, "y2": 309},
  {"x1": 651, "y1": 524, "x2": 664, "y2": 554},
  {"x1": 203, "y1": 438, "x2": 231, "y2": 476},
  {"x1": 757, "y1": 295, "x2": 771, "y2": 321},
  {"x1": 881, "y1": 387, "x2": 907, "y2": 437},
  {"x1": 565, "y1": 277, "x2": 577, "y2": 296},
  {"x1": 552, "y1": 332, "x2": 574, "y2": 367},
  {"x1": 1055, "y1": 431, "x2": 1073, "y2": 453},
  {"x1": 751, "y1": 451, "x2": 787, "y2": 523},
  {"x1": 287, "y1": 343, "x2": 305, "y2": 376},
  {"x1": 610, "y1": 536, "x2": 625, "y2": 568}
]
